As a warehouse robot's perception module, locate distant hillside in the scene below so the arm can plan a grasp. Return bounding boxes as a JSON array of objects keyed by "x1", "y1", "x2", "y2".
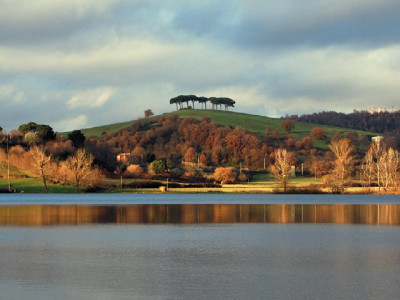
[
  {"x1": 76, "y1": 110, "x2": 376, "y2": 149},
  {"x1": 289, "y1": 110, "x2": 400, "y2": 135}
]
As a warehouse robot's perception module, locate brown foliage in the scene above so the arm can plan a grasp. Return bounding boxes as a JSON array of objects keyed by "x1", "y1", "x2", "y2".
[
  {"x1": 184, "y1": 147, "x2": 197, "y2": 163},
  {"x1": 310, "y1": 128, "x2": 326, "y2": 140},
  {"x1": 213, "y1": 167, "x2": 237, "y2": 184},
  {"x1": 125, "y1": 164, "x2": 143, "y2": 177},
  {"x1": 144, "y1": 109, "x2": 154, "y2": 118},
  {"x1": 280, "y1": 120, "x2": 295, "y2": 134}
]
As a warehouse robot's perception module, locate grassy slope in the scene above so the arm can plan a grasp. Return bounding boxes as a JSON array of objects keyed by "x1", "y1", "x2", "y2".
[
  {"x1": 71, "y1": 109, "x2": 376, "y2": 151},
  {"x1": 173, "y1": 110, "x2": 376, "y2": 138}
]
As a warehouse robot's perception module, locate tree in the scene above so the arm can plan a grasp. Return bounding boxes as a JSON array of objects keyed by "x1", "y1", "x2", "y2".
[
  {"x1": 23, "y1": 132, "x2": 40, "y2": 146},
  {"x1": 378, "y1": 148, "x2": 397, "y2": 191},
  {"x1": 169, "y1": 97, "x2": 179, "y2": 111},
  {"x1": 280, "y1": 120, "x2": 295, "y2": 134},
  {"x1": 213, "y1": 167, "x2": 237, "y2": 184},
  {"x1": 65, "y1": 149, "x2": 94, "y2": 192},
  {"x1": 68, "y1": 130, "x2": 86, "y2": 148},
  {"x1": 265, "y1": 126, "x2": 273, "y2": 139},
  {"x1": 151, "y1": 159, "x2": 167, "y2": 174},
  {"x1": 18, "y1": 122, "x2": 55, "y2": 142},
  {"x1": 369, "y1": 143, "x2": 400, "y2": 191},
  {"x1": 144, "y1": 109, "x2": 154, "y2": 119},
  {"x1": 270, "y1": 148, "x2": 297, "y2": 192},
  {"x1": 209, "y1": 97, "x2": 235, "y2": 111},
  {"x1": 18, "y1": 122, "x2": 38, "y2": 135},
  {"x1": 142, "y1": 151, "x2": 155, "y2": 163},
  {"x1": 360, "y1": 146, "x2": 375, "y2": 190},
  {"x1": 125, "y1": 164, "x2": 143, "y2": 177},
  {"x1": 184, "y1": 147, "x2": 197, "y2": 163},
  {"x1": 198, "y1": 97, "x2": 208, "y2": 109},
  {"x1": 36, "y1": 124, "x2": 56, "y2": 141},
  {"x1": 328, "y1": 138, "x2": 355, "y2": 193},
  {"x1": 272, "y1": 129, "x2": 280, "y2": 139},
  {"x1": 29, "y1": 146, "x2": 51, "y2": 193},
  {"x1": 310, "y1": 127, "x2": 326, "y2": 140}
]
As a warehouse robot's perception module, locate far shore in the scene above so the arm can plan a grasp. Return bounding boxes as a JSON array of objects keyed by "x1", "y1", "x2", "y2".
[{"x1": 1, "y1": 178, "x2": 399, "y2": 195}]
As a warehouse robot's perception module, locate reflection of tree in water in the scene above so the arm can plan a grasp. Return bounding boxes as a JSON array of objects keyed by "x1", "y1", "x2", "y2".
[{"x1": 0, "y1": 204, "x2": 399, "y2": 226}]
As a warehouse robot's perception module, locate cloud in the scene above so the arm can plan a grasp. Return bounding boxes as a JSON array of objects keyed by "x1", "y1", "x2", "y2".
[
  {"x1": 0, "y1": 0, "x2": 122, "y2": 45},
  {"x1": 0, "y1": 85, "x2": 26, "y2": 104},
  {"x1": 53, "y1": 115, "x2": 89, "y2": 132},
  {"x1": 1, "y1": 0, "x2": 400, "y2": 132},
  {"x1": 67, "y1": 87, "x2": 116, "y2": 108},
  {"x1": 168, "y1": 0, "x2": 400, "y2": 49}
]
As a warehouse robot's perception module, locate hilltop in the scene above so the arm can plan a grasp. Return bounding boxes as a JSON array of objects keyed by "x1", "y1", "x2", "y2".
[{"x1": 76, "y1": 109, "x2": 377, "y2": 150}]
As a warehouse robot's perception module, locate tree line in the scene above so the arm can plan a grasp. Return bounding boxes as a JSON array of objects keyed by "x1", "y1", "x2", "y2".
[
  {"x1": 2, "y1": 116, "x2": 400, "y2": 194},
  {"x1": 1, "y1": 123, "x2": 101, "y2": 192},
  {"x1": 286, "y1": 110, "x2": 400, "y2": 146},
  {"x1": 169, "y1": 95, "x2": 235, "y2": 111}
]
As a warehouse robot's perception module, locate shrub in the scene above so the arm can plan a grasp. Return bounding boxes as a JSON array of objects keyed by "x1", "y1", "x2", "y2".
[
  {"x1": 213, "y1": 167, "x2": 237, "y2": 184},
  {"x1": 125, "y1": 164, "x2": 143, "y2": 177},
  {"x1": 151, "y1": 159, "x2": 167, "y2": 174}
]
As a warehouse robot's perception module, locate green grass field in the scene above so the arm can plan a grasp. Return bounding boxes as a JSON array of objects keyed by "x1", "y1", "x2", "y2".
[{"x1": 0, "y1": 178, "x2": 77, "y2": 193}]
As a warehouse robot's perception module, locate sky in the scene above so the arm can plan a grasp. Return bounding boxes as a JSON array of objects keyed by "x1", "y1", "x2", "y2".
[{"x1": 1, "y1": 0, "x2": 400, "y2": 132}]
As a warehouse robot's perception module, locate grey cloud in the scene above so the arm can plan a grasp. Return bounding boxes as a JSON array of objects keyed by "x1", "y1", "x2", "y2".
[
  {"x1": 167, "y1": 1, "x2": 400, "y2": 49},
  {"x1": 0, "y1": 0, "x2": 121, "y2": 47},
  {"x1": 1, "y1": 0, "x2": 400, "y2": 132}
]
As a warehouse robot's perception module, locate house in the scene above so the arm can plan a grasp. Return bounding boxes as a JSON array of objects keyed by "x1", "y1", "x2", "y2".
[
  {"x1": 116, "y1": 153, "x2": 132, "y2": 164},
  {"x1": 116, "y1": 153, "x2": 141, "y2": 164},
  {"x1": 371, "y1": 136, "x2": 383, "y2": 144}
]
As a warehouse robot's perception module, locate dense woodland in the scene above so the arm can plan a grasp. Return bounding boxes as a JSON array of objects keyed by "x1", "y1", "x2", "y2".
[
  {"x1": 1, "y1": 111, "x2": 400, "y2": 193},
  {"x1": 287, "y1": 110, "x2": 400, "y2": 144}
]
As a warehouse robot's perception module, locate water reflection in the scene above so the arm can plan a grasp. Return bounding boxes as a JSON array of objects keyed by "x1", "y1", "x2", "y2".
[{"x1": 1, "y1": 204, "x2": 399, "y2": 226}]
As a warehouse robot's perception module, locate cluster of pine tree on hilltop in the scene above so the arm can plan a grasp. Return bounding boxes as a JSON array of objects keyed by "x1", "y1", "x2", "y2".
[
  {"x1": 170, "y1": 95, "x2": 235, "y2": 111},
  {"x1": 1, "y1": 108, "x2": 400, "y2": 194}
]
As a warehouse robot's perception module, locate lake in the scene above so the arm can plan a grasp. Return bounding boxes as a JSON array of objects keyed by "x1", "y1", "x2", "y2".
[{"x1": 0, "y1": 194, "x2": 399, "y2": 299}]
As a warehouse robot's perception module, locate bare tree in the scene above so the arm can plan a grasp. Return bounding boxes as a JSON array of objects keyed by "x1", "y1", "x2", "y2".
[
  {"x1": 29, "y1": 146, "x2": 51, "y2": 193},
  {"x1": 360, "y1": 146, "x2": 375, "y2": 190},
  {"x1": 328, "y1": 138, "x2": 355, "y2": 193},
  {"x1": 65, "y1": 149, "x2": 94, "y2": 192},
  {"x1": 378, "y1": 147, "x2": 399, "y2": 191},
  {"x1": 369, "y1": 142, "x2": 384, "y2": 190},
  {"x1": 270, "y1": 148, "x2": 297, "y2": 192}
]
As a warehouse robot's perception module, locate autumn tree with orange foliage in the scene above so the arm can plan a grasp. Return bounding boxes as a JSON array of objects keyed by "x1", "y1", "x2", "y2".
[
  {"x1": 280, "y1": 120, "x2": 295, "y2": 134},
  {"x1": 310, "y1": 128, "x2": 326, "y2": 140},
  {"x1": 213, "y1": 167, "x2": 237, "y2": 184},
  {"x1": 125, "y1": 164, "x2": 143, "y2": 177}
]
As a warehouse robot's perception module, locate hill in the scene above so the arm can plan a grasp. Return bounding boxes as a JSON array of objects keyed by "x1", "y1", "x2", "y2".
[
  {"x1": 290, "y1": 110, "x2": 400, "y2": 135},
  {"x1": 76, "y1": 110, "x2": 377, "y2": 149}
]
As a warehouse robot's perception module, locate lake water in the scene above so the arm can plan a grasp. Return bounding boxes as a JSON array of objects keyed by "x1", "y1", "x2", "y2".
[{"x1": 1, "y1": 194, "x2": 399, "y2": 299}]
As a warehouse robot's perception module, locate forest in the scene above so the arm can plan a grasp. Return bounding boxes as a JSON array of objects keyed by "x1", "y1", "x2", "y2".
[
  {"x1": 286, "y1": 110, "x2": 400, "y2": 143},
  {"x1": 1, "y1": 111, "x2": 399, "y2": 194}
]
